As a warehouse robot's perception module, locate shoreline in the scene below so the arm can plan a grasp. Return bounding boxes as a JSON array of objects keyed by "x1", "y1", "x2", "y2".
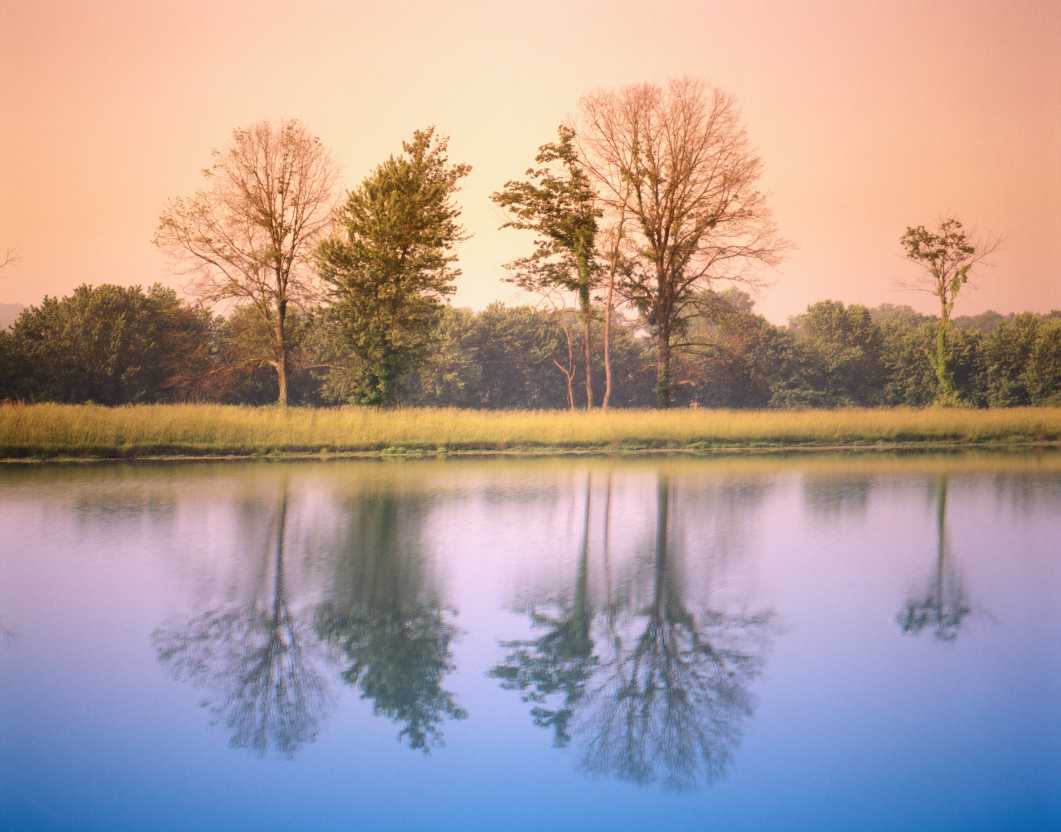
[
  {"x1": 2, "y1": 438, "x2": 1059, "y2": 465},
  {"x1": 3, "y1": 403, "x2": 1059, "y2": 464}
]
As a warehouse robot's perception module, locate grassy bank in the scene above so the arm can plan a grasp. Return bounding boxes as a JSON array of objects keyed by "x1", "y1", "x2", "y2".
[{"x1": 1, "y1": 403, "x2": 1060, "y2": 461}]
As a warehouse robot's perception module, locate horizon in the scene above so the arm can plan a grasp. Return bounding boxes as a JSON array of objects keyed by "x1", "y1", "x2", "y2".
[{"x1": 2, "y1": 0, "x2": 1059, "y2": 323}]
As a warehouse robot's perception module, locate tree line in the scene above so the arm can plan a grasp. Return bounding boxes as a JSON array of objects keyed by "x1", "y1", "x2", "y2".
[
  {"x1": 2, "y1": 78, "x2": 1056, "y2": 408},
  {"x1": 1, "y1": 282, "x2": 1056, "y2": 407}
]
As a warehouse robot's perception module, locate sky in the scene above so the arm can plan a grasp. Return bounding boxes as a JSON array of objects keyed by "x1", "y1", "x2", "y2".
[{"x1": 2, "y1": 0, "x2": 1059, "y2": 323}]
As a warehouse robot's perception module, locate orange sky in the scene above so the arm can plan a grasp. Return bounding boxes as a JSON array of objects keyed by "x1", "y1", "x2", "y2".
[{"x1": 2, "y1": 0, "x2": 1059, "y2": 322}]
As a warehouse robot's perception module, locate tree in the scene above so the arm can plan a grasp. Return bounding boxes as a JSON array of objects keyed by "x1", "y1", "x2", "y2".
[
  {"x1": 153, "y1": 482, "x2": 333, "y2": 757},
  {"x1": 492, "y1": 126, "x2": 601, "y2": 409},
  {"x1": 980, "y1": 313, "x2": 1043, "y2": 406},
  {"x1": 5, "y1": 284, "x2": 211, "y2": 404},
  {"x1": 899, "y1": 217, "x2": 1000, "y2": 405},
  {"x1": 493, "y1": 474, "x2": 774, "y2": 790},
  {"x1": 317, "y1": 128, "x2": 470, "y2": 406},
  {"x1": 314, "y1": 490, "x2": 467, "y2": 751},
  {"x1": 580, "y1": 78, "x2": 785, "y2": 407},
  {"x1": 154, "y1": 119, "x2": 337, "y2": 407},
  {"x1": 1024, "y1": 318, "x2": 1061, "y2": 405},
  {"x1": 789, "y1": 301, "x2": 886, "y2": 406},
  {"x1": 897, "y1": 477, "x2": 972, "y2": 641},
  {"x1": 0, "y1": 249, "x2": 17, "y2": 270}
]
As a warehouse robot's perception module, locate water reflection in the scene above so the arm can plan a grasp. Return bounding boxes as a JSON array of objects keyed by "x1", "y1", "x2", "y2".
[
  {"x1": 493, "y1": 474, "x2": 774, "y2": 790},
  {"x1": 314, "y1": 490, "x2": 467, "y2": 752},
  {"x1": 897, "y1": 476, "x2": 972, "y2": 641},
  {"x1": 152, "y1": 480, "x2": 332, "y2": 757}
]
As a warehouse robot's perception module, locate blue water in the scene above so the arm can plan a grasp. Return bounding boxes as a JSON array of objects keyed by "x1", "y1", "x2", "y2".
[{"x1": 1, "y1": 455, "x2": 1059, "y2": 831}]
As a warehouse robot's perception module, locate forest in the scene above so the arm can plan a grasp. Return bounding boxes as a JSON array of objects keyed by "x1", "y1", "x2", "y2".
[
  {"x1": 0, "y1": 284, "x2": 1058, "y2": 409},
  {"x1": 1, "y1": 80, "x2": 1057, "y2": 411}
]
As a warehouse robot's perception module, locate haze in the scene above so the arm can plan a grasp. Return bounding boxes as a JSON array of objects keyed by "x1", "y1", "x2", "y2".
[{"x1": 2, "y1": 0, "x2": 1059, "y2": 322}]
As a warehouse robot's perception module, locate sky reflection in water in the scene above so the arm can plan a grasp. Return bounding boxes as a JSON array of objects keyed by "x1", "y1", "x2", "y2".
[{"x1": 1, "y1": 455, "x2": 1059, "y2": 831}]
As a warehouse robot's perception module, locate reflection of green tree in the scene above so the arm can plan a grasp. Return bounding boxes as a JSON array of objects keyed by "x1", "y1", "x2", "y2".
[
  {"x1": 494, "y1": 474, "x2": 773, "y2": 790},
  {"x1": 898, "y1": 476, "x2": 971, "y2": 641},
  {"x1": 802, "y1": 475, "x2": 873, "y2": 519},
  {"x1": 152, "y1": 482, "x2": 330, "y2": 758},
  {"x1": 314, "y1": 492, "x2": 466, "y2": 752},
  {"x1": 492, "y1": 476, "x2": 597, "y2": 746}
]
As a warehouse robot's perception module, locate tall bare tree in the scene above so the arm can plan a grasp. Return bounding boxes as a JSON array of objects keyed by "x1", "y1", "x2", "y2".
[
  {"x1": 899, "y1": 217, "x2": 1000, "y2": 404},
  {"x1": 580, "y1": 79, "x2": 785, "y2": 407},
  {"x1": 0, "y1": 249, "x2": 17, "y2": 270},
  {"x1": 154, "y1": 120, "x2": 337, "y2": 406}
]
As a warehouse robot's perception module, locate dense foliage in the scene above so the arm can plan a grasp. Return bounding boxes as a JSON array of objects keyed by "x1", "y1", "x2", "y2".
[
  {"x1": 316, "y1": 129, "x2": 470, "y2": 406},
  {"x1": 2, "y1": 284, "x2": 1056, "y2": 408}
]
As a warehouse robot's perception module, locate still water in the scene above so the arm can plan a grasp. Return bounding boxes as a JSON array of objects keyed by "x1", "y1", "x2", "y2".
[{"x1": 1, "y1": 455, "x2": 1059, "y2": 831}]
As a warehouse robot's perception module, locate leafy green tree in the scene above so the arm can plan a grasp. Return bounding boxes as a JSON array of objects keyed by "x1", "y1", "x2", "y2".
[
  {"x1": 981, "y1": 313, "x2": 1043, "y2": 406},
  {"x1": 457, "y1": 303, "x2": 573, "y2": 409},
  {"x1": 899, "y1": 217, "x2": 999, "y2": 404},
  {"x1": 670, "y1": 290, "x2": 780, "y2": 408},
  {"x1": 872, "y1": 306, "x2": 937, "y2": 406},
  {"x1": 789, "y1": 301, "x2": 885, "y2": 406},
  {"x1": 317, "y1": 128, "x2": 470, "y2": 406},
  {"x1": 1025, "y1": 318, "x2": 1061, "y2": 404},
  {"x1": 492, "y1": 126, "x2": 601, "y2": 408},
  {"x1": 6, "y1": 284, "x2": 211, "y2": 404}
]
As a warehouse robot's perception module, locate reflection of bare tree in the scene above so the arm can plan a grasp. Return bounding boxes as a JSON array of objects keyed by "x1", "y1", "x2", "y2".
[
  {"x1": 152, "y1": 482, "x2": 331, "y2": 758},
  {"x1": 898, "y1": 476, "x2": 971, "y2": 641},
  {"x1": 494, "y1": 474, "x2": 773, "y2": 790},
  {"x1": 314, "y1": 492, "x2": 466, "y2": 752}
]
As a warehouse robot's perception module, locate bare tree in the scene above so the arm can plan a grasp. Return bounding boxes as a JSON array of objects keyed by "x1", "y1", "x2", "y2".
[
  {"x1": 154, "y1": 120, "x2": 338, "y2": 406},
  {"x1": 0, "y1": 249, "x2": 17, "y2": 270},
  {"x1": 580, "y1": 79, "x2": 785, "y2": 407},
  {"x1": 899, "y1": 217, "x2": 1001, "y2": 403}
]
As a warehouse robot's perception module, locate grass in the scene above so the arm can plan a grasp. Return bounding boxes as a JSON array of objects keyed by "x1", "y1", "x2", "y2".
[{"x1": 1, "y1": 403, "x2": 1060, "y2": 461}]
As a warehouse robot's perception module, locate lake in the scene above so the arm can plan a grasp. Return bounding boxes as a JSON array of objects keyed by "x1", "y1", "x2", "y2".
[{"x1": 1, "y1": 454, "x2": 1059, "y2": 831}]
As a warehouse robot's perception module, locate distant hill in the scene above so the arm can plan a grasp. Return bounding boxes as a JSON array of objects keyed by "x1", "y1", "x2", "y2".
[{"x1": 0, "y1": 303, "x2": 24, "y2": 329}]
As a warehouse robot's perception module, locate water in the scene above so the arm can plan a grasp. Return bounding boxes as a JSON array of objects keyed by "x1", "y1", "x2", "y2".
[{"x1": 1, "y1": 455, "x2": 1059, "y2": 831}]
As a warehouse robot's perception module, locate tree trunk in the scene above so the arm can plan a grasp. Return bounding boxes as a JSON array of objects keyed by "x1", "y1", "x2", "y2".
[
  {"x1": 274, "y1": 301, "x2": 289, "y2": 408},
  {"x1": 934, "y1": 299, "x2": 955, "y2": 402},
  {"x1": 653, "y1": 475, "x2": 670, "y2": 622},
  {"x1": 601, "y1": 206, "x2": 625, "y2": 411},
  {"x1": 602, "y1": 270, "x2": 614, "y2": 410},
  {"x1": 655, "y1": 327, "x2": 672, "y2": 409},
  {"x1": 579, "y1": 282, "x2": 594, "y2": 410},
  {"x1": 553, "y1": 321, "x2": 577, "y2": 410}
]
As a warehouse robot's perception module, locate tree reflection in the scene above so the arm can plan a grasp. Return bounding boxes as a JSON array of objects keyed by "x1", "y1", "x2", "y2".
[
  {"x1": 152, "y1": 481, "x2": 331, "y2": 758},
  {"x1": 493, "y1": 474, "x2": 773, "y2": 790},
  {"x1": 897, "y1": 476, "x2": 971, "y2": 641},
  {"x1": 491, "y1": 475, "x2": 597, "y2": 746},
  {"x1": 314, "y1": 491, "x2": 466, "y2": 752}
]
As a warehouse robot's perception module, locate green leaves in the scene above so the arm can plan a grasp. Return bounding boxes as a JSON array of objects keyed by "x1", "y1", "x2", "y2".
[
  {"x1": 491, "y1": 125, "x2": 601, "y2": 298},
  {"x1": 316, "y1": 128, "x2": 470, "y2": 406}
]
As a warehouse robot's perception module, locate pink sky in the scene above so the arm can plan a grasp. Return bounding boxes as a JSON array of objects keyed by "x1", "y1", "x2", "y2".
[{"x1": 2, "y1": 0, "x2": 1059, "y2": 322}]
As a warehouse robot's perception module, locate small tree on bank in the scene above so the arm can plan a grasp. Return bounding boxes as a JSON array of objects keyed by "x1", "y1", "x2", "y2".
[
  {"x1": 899, "y1": 217, "x2": 1000, "y2": 405},
  {"x1": 317, "y1": 128, "x2": 470, "y2": 406},
  {"x1": 492, "y1": 126, "x2": 601, "y2": 409},
  {"x1": 580, "y1": 79, "x2": 785, "y2": 407},
  {"x1": 154, "y1": 120, "x2": 338, "y2": 407}
]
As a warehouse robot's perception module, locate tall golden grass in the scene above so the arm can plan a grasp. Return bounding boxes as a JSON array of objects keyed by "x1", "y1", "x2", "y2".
[{"x1": 1, "y1": 403, "x2": 1059, "y2": 459}]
